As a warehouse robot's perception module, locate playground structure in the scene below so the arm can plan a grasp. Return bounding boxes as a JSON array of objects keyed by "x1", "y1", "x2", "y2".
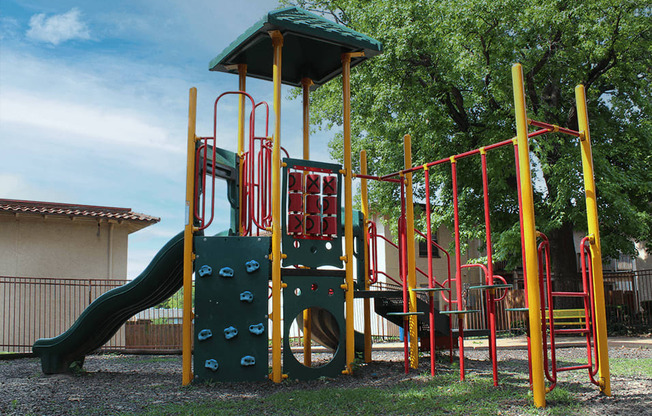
[{"x1": 32, "y1": 7, "x2": 611, "y2": 408}]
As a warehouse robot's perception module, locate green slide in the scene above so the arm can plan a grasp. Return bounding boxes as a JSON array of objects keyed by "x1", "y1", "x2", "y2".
[{"x1": 33, "y1": 231, "x2": 188, "y2": 374}]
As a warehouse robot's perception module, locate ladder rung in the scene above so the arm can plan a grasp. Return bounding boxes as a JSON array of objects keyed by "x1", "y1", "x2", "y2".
[
  {"x1": 553, "y1": 328, "x2": 590, "y2": 335},
  {"x1": 556, "y1": 364, "x2": 592, "y2": 373},
  {"x1": 551, "y1": 291, "x2": 589, "y2": 298}
]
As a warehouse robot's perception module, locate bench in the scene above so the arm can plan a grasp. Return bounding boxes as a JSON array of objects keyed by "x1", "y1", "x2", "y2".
[{"x1": 545, "y1": 308, "x2": 587, "y2": 328}]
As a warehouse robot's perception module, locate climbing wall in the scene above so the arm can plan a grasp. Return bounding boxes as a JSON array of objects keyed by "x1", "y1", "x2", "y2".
[{"x1": 193, "y1": 235, "x2": 271, "y2": 382}]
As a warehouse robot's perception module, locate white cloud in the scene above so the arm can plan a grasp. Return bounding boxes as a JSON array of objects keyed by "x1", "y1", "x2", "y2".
[
  {"x1": 0, "y1": 16, "x2": 21, "y2": 41},
  {"x1": 1, "y1": 89, "x2": 180, "y2": 154},
  {"x1": 0, "y1": 174, "x2": 70, "y2": 201},
  {"x1": 26, "y1": 8, "x2": 91, "y2": 45},
  {"x1": 0, "y1": 49, "x2": 189, "y2": 171}
]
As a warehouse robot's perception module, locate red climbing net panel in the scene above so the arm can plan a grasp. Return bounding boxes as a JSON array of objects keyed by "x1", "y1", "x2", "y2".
[{"x1": 285, "y1": 164, "x2": 340, "y2": 240}]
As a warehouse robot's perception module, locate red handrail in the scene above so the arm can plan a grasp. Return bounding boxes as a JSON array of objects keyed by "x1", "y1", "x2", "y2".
[
  {"x1": 413, "y1": 229, "x2": 451, "y2": 289},
  {"x1": 367, "y1": 222, "x2": 455, "y2": 293},
  {"x1": 582, "y1": 238, "x2": 600, "y2": 385},
  {"x1": 194, "y1": 91, "x2": 257, "y2": 231},
  {"x1": 248, "y1": 101, "x2": 271, "y2": 233}
]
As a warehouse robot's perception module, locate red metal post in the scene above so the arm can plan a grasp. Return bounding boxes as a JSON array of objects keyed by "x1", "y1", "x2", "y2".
[
  {"x1": 451, "y1": 158, "x2": 465, "y2": 380},
  {"x1": 480, "y1": 149, "x2": 499, "y2": 386},
  {"x1": 399, "y1": 175, "x2": 409, "y2": 373},
  {"x1": 424, "y1": 167, "x2": 437, "y2": 375}
]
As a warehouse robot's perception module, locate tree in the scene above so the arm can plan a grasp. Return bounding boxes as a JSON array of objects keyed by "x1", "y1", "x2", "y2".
[{"x1": 290, "y1": 0, "x2": 652, "y2": 289}]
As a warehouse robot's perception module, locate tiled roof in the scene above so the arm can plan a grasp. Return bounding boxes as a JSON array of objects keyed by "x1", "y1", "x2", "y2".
[{"x1": 0, "y1": 199, "x2": 160, "y2": 224}]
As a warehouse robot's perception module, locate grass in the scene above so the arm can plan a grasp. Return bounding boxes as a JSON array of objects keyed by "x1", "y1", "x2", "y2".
[
  {"x1": 553, "y1": 349, "x2": 652, "y2": 378},
  {"x1": 610, "y1": 356, "x2": 652, "y2": 377},
  {"x1": 122, "y1": 373, "x2": 584, "y2": 416},
  {"x1": 104, "y1": 345, "x2": 649, "y2": 416}
]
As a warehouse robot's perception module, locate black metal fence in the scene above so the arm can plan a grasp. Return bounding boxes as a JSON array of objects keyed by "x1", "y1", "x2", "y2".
[
  {"x1": 0, "y1": 276, "x2": 400, "y2": 355},
  {"x1": 2, "y1": 270, "x2": 650, "y2": 355},
  {"x1": 0, "y1": 276, "x2": 126, "y2": 353},
  {"x1": 0, "y1": 276, "x2": 186, "y2": 354},
  {"x1": 602, "y1": 269, "x2": 652, "y2": 333}
]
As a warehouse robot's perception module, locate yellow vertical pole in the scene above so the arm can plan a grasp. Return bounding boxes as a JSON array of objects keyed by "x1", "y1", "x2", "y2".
[
  {"x1": 302, "y1": 78, "x2": 313, "y2": 158},
  {"x1": 301, "y1": 77, "x2": 313, "y2": 367},
  {"x1": 403, "y1": 134, "x2": 419, "y2": 369},
  {"x1": 341, "y1": 52, "x2": 363, "y2": 373},
  {"x1": 182, "y1": 87, "x2": 198, "y2": 385},
  {"x1": 269, "y1": 30, "x2": 284, "y2": 383},
  {"x1": 575, "y1": 84, "x2": 610, "y2": 395},
  {"x1": 237, "y1": 64, "x2": 247, "y2": 235},
  {"x1": 360, "y1": 150, "x2": 372, "y2": 363},
  {"x1": 512, "y1": 63, "x2": 546, "y2": 407}
]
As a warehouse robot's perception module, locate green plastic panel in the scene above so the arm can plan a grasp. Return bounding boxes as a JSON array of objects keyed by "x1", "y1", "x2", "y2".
[
  {"x1": 193, "y1": 236, "x2": 271, "y2": 382},
  {"x1": 281, "y1": 158, "x2": 343, "y2": 268},
  {"x1": 209, "y1": 7, "x2": 382, "y2": 88},
  {"x1": 282, "y1": 274, "x2": 346, "y2": 379},
  {"x1": 352, "y1": 210, "x2": 366, "y2": 291}
]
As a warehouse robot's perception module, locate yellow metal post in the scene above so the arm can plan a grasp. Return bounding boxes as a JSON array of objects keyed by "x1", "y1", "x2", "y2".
[
  {"x1": 302, "y1": 78, "x2": 313, "y2": 158},
  {"x1": 269, "y1": 30, "x2": 284, "y2": 383},
  {"x1": 360, "y1": 150, "x2": 372, "y2": 363},
  {"x1": 301, "y1": 77, "x2": 313, "y2": 367},
  {"x1": 512, "y1": 63, "x2": 546, "y2": 407},
  {"x1": 341, "y1": 52, "x2": 363, "y2": 373},
  {"x1": 575, "y1": 84, "x2": 611, "y2": 395},
  {"x1": 403, "y1": 134, "x2": 418, "y2": 369},
  {"x1": 237, "y1": 64, "x2": 247, "y2": 235},
  {"x1": 182, "y1": 87, "x2": 198, "y2": 385}
]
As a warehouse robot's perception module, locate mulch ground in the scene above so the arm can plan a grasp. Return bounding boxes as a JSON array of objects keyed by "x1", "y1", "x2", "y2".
[{"x1": 1, "y1": 344, "x2": 650, "y2": 415}]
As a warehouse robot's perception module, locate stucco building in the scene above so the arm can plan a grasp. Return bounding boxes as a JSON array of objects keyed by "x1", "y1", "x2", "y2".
[{"x1": 0, "y1": 199, "x2": 159, "y2": 352}]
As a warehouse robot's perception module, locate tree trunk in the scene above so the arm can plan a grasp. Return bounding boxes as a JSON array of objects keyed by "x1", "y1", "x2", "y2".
[{"x1": 547, "y1": 221, "x2": 580, "y2": 309}]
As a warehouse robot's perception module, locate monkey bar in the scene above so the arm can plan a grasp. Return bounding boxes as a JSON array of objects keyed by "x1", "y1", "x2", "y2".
[
  {"x1": 359, "y1": 135, "x2": 521, "y2": 381},
  {"x1": 355, "y1": 64, "x2": 610, "y2": 408}
]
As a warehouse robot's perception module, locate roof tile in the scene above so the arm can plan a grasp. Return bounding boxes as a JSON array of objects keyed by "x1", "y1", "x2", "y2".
[{"x1": 0, "y1": 199, "x2": 160, "y2": 224}]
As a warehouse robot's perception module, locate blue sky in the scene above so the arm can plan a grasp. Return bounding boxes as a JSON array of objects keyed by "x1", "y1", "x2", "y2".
[{"x1": 0, "y1": 1, "x2": 338, "y2": 277}]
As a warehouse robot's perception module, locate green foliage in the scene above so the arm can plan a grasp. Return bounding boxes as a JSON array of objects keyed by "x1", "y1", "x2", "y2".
[
  {"x1": 68, "y1": 360, "x2": 86, "y2": 376},
  {"x1": 155, "y1": 287, "x2": 191, "y2": 309},
  {"x1": 288, "y1": 0, "x2": 652, "y2": 272}
]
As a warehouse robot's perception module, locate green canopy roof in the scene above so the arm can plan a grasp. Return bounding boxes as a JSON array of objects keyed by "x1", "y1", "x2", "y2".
[{"x1": 209, "y1": 7, "x2": 382, "y2": 88}]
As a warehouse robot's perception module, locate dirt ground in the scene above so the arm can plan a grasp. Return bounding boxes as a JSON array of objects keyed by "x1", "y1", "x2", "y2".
[{"x1": 1, "y1": 344, "x2": 650, "y2": 415}]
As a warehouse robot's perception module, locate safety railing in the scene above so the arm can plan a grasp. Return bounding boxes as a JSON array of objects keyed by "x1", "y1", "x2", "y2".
[
  {"x1": 194, "y1": 91, "x2": 257, "y2": 231},
  {"x1": 194, "y1": 91, "x2": 287, "y2": 236},
  {"x1": 368, "y1": 223, "x2": 452, "y2": 288}
]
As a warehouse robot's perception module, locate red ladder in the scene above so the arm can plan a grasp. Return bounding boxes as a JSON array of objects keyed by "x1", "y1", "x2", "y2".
[{"x1": 537, "y1": 233, "x2": 600, "y2": 392}]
